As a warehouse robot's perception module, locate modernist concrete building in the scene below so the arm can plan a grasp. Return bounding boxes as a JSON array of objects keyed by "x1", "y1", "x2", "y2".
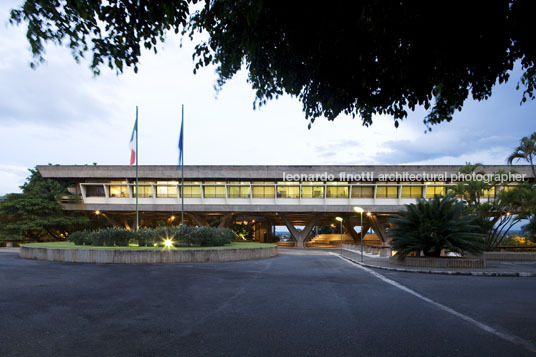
[{"x1": 39, "y1": 165, "x2": 533, "y2": 248}]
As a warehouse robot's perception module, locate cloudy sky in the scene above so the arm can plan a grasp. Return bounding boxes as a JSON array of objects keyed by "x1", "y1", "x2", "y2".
[{"x1": 1, "y1": 1, "x2": 535, "y2": 195}]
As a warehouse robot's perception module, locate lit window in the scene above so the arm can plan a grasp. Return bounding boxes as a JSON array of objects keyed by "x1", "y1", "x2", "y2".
[
  {"x1": 204, "y1": 181, "x2": 226, "y2": 198},
  {"x1": 401, "y1": 182, "x2": 423, "y2": 198},
  {"x1": 156, "y1": 181, "x2": 178, "y2": 198},
  {"x1": 228, "y1": 182, "x2": 251, "y2": 198},
  {"x1": 110, "y1": 181, "x2": 129, "y2": 198},
  {"x1": 181, "y1": 182, "x2": 202, "y2": 198},
  {"x1": 277, "y1": 182, "x2": 300, "y2": 198},
  {"x1": 425, "y1": 182, "x2": 447, "y2": 198},
  {"x1": 351, "y1": 185, "x2": 374, "y2": 198},
  {"x1": 301, "y1": 182, "x2": 324, "y2": 198},
  {"x1": 132, "y1": 181, "x2": 154, "y2": 198},
  {"x1": 326, "y1": 182, "x2": 349, "y2": 198},
  {"x1": 252, "y1": 182, "x2": 275, "y2": 198},
  {"x1": 376, "y1": 182, "x2": 398, "y2": 198}
]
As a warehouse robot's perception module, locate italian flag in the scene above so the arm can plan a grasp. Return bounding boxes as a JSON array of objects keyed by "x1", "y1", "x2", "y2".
[{"x1": 129, "y1": 117, "x2": 137, "y2": 167}]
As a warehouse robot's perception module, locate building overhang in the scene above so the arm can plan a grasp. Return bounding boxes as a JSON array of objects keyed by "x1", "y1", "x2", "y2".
[{"x1": 37, "y1": 164, "x2": 535, "y2": 181}]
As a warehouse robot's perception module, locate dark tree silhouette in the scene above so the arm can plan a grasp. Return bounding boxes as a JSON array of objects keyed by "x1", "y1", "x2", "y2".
[{"x1": 10, "y1": 1, "x2": 536, "y2": 129}]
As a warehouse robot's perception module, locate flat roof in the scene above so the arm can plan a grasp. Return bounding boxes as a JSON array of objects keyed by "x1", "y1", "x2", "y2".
[{"x1": 37, "y1": 164, "x2": 535, "y2": 180}]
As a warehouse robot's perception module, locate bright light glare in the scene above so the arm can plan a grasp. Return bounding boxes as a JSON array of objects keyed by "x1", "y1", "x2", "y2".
[
  {"x1": 163, "y1": 238, "x2": 174, "y2": 248},
  {"x1": 335, "y1": 217, "x2": 343, "y2": 222},
  {"x1": 353, "y1": 207, "x2": 364, "y2": 213}
]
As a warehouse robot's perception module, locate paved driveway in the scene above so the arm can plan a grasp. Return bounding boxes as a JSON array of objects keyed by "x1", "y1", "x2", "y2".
[{"x1": 0, "y1": 251, "x2": 535, "y2": 356}]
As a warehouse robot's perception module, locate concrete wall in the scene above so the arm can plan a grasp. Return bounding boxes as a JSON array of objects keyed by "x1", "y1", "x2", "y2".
[
  {"x1": 20, "y1": 246, "x2": 277, "y2": 264},
  {"x1": 483, "y1": 252, "x2": 536, "y2": 261},
  {"x1": 389, "y1": 256, "x2": 485, "y2": 269}
]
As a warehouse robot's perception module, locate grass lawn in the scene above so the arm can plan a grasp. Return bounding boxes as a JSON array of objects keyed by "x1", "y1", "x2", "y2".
[{"x1": 24, "y1": 241, "x2": 275, "y2": 250}]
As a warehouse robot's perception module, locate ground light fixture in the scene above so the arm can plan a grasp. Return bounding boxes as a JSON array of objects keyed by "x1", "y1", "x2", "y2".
[
  {"x1": 335, "y1": 217, "x2": 343, "y2": 255},
  {"x1": 163, "y1": 238, "x2": 174, "y2": 248},
  {"x1": 353, "y1": 207, "x2": 365, "y2": 262}
]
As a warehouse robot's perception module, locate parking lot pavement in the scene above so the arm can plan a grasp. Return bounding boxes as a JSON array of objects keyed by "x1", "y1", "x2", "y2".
[{"x1": 1, "y1": 252, "x2": 535, "y2": 356}]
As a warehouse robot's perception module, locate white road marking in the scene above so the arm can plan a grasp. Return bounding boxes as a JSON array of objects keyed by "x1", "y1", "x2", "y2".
[{"x1": 336, "y1": 254, "x2": 536, "y2": 354}]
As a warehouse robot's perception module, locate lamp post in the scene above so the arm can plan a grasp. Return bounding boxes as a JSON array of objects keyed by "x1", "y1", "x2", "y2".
[
  {"x1": 353, "y1": 207, "x2": 364, "y2": 262},
  {"x1": 335, "y1": 217, "x2": 343, "y2": 255}
]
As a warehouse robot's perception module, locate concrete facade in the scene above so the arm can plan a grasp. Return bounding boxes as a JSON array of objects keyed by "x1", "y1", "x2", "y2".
[
  {"x1": 38, "y1": 164, "x2": 534, "y2": 247},
  {"x1": 38, "y1": 164, "x2": 534, "y2": 180}
]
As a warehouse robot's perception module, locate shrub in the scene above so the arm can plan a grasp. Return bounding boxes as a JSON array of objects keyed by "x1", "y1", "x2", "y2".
[
  {"x1": 66, "y1": 226, "x2": 237, "y2": 248},
  {"x1": 218, "y1": 228, "x2": 236, "y2": 245},
  {"x1": 92, "y1": 230, "x2": 104, "y2": 246},
  {"x1": 111, "y1": 228, "x2": 132, "y2": 246},
  {"x1": 182, "y1": 226, "x2": 235, "y2": 247},
  {"x1": 153, "y1": 227, "x2": 174, "y2": 247},
  {"x1": 173, "y1": 225, "x2": 195, "y2": 246},
  {"x1": 89, "y1": 228, "x2": 134, "y2": 247},
  {"x1": 68, "y1": 231, "x2": 87, "y2": 245},
  {"x1": 136, "y1": 228, "x2": 154, "y2": 247},
  {"x1": 100, "y1": 228, "x2": 115, "y2": 246},
  {"x1": 389, "y1": 195, "x2": 486, "y2": 259},
  {"x1": 67, "y1": 230, "x2": 94, "y2": 246},
  {"x1": 194, "y1": 226, "x2": 214, "y2": 246}
]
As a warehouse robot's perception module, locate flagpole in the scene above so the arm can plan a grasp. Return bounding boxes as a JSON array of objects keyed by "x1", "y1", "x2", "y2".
[
  {"x1": 181, "y1": 104, "x2": 184, "y2": 225},
  {"x1": 135, "y1": 106, "x2": 139, "y2": 231}
]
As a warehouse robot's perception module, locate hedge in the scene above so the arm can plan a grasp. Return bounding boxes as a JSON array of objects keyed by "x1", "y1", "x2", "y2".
[{"x1": 67, "y1": 226, "x2": 236, "y2": 247}]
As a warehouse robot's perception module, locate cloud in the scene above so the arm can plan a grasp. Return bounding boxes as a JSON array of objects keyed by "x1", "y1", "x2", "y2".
[
  {"x1": 0, "y1": 164, "x2": 29, "y2": 194},
  {"x1": 0, "y1": 8, "x2": 119, "y2": 128}
]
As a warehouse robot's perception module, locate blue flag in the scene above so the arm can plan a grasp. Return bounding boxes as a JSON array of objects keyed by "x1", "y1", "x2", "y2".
[{"x1": 178, "y1": 107, "x2": 184, "y2": 168}]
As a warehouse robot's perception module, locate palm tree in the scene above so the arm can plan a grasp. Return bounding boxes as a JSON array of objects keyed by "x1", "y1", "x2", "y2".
[
  {"x1": 389, "y1": 195, "x2": 486, "y2": 259},
  {"x1": 450, "y1": 162, "x2": 490, "y2": 208},
  {"x1": 507, "y1": 133, "x2": 536, "y2": 177}
]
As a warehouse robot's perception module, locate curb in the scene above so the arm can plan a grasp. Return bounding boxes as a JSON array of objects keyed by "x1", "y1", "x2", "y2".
[
  {"x1": 20, "y1": 245, "x2": 278, "y2": 264},
  {"x1": 341, "y1": 255, "x2": 536, "y2": 277}
]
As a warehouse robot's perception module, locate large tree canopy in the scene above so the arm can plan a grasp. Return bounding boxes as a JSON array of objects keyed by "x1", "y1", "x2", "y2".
[
  {"x1": 10, "y1": 0, "x2": 536, "y2": 129},
  {"x1": 0, "y1": 168, "x2": 105, "y2": 242}
]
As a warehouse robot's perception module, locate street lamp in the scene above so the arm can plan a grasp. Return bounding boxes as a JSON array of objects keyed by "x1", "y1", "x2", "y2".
[
  {"x1": 335, "y1": 217, "x2": 343, "y2": 255},
  {"x1": 353, "y1": 207, "x2": 364, "y2": 262}
]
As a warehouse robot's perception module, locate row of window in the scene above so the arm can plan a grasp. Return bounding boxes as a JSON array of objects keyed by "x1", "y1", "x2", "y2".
[
  {"x1": 84, "y1": 181, "x2": 507, "y2": 199},
  {"x1": 84, "y1": 182, "x2": 478, "y2": 199}
]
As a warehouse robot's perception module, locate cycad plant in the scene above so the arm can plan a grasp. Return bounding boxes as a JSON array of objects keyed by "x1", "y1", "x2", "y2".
[{"x1": 389, "y1": 195, "x2": 486, "y2": 259}]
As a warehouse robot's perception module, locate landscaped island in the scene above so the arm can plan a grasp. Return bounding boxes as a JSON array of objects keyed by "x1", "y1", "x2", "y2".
[
  {"x1": 24, "y1": 241, "x2": 272, "y2": 250},
  {"x1": 20, "y1": 226, "x2": 277, "y2": 263}
]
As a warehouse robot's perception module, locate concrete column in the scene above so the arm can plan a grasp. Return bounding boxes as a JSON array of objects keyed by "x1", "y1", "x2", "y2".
[
  {"x1": 368, "y1": 214, "x2": 388, "y2": 242},
  {"x1": 355, "y1": 222, "x2": 371, "y2": 243},
  {"x1": 119, "y1": 216, "x2": 131, "y2": 230},
  {"x1": 265, "y1": 221, "x2": 274, "y2": 243},
  {"x1": 100, "y1": 213, "x2": 123, "y2": 228},
  {"x1": 280, "y1": 214, "x2": 320, "y2": 248},
  {"x1": 186, "y1": 213, "x2": 210, "y2": 227},
  {"x1": 342, "y1": 220, "x2": 360, "y2": 242},
  {"x1": 217, "y1": 213, "x2": 235, "y2": 229}
]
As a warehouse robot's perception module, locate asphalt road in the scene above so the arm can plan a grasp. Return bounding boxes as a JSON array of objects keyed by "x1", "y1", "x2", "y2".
[{"x1": 0, "y1": 251, "x2": 535, "y2": 357}]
